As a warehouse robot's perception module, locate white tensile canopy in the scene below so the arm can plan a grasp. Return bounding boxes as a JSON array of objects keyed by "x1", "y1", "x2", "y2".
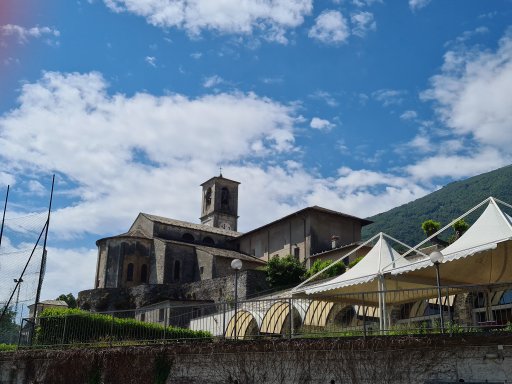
[
  {"x1": 291, "y1": 232, "x2": 420, "y2": 328},
  {"x1": 387, "y1": 197, "x2": 512, "y2": 287},
  {"x1": 292, "y1": 197, "x2": 512, "y2": 328}
]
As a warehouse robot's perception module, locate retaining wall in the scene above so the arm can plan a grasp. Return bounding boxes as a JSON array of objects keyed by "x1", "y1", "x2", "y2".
[{"x1": 1, "y1": 335, "x2": 512, "y2": 383}]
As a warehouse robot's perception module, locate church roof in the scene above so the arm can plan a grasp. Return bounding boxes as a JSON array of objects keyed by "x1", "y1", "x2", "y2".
[
  {"x1": 238, "y1": 206, "x2": 372, "y2": 238},
  {"x1": 155, "y1": 238, "x2": 266, "y2": 265},
  {"x1": 140, "y1": 213, "x2": 242, "y2": 237}
]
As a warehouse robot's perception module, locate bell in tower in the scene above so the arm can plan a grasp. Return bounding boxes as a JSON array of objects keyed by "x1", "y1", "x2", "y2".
[{"x1": 200, "y1": 173, "x2": 240, "y2": 231}]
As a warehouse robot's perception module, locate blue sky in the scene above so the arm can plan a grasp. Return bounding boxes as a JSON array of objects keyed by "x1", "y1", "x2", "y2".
[{"x1": 1, "y1": 0, "x2": 511, "y2": 301}]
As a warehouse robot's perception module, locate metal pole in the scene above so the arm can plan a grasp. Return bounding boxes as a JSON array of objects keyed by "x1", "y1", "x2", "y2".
[
  {"x1": 222, "y1": 302, "x2": 226, "y2": 339},
  {"x1": 33, "y1": 175, "x2": 55, "y2": 325},
  {"x1": 362, "y1": 293, "x2": 367, "y2": 339},
  {"x1": 434, "y1": 262, "x2": 445, "y2": 333},
  {"x1": 234, "y1": 270, "x2": 238, "y2": 340},
  {"x1": 13, "y1": 279, "x2": 23, "y2": 321},
  {"x1": 288, "y1": 297, "x2": 293, "y2": 339},
  {"x1": 0, "y1": 185, "x2": 9, "y2": 249}
]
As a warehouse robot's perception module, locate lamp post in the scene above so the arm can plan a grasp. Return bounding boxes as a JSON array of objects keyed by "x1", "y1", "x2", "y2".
[
  {"x1": 13, "y1": 278, "x2": 23, "y2": 323},
  {"x1": 429, "y1": 250, "x2": 444, "y2": 333},
  {"x1": 231, "y1": 258, "x2": 242, "y2": 340}
]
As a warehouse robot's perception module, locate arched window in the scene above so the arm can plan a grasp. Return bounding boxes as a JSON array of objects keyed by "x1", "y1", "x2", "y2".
[
  {"x1": 127, "y1": 263, "x2": 134, "y2": 282},
  {"x1": 182, "y1": 233, "x2": 195, "y2": 243},
  {"x1": 202, "y1": 236, "x2": 215, "y2": 245},
  {"x1": 173, "y1": 260, "x2": 181, "y2": 281},
  {"x1": 140, "y1": 264, "x2": 148, "y2": 283}
]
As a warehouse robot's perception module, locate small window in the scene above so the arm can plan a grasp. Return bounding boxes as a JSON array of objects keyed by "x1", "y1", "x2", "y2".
[
  {"x1": 294, "y1": 247, "x2": 300, "y2": 258},
  {"x1": 200, "y1": 266, "x2": 204, "y2": 275},
  {"x1": 127, "y1": 263, "x2": 134, "y2": 282},
  {"x1": 140, "y1": 264, "x2": 148, "y2": 283},
  {"x1": 203, "y1": 236, "x2": 215, "y2": 245},
  {"x1": 140, "y1": 313, "x2": 145, "y2": 322},
  {"x1": 159, "y1": 308, "x2": 165, "y2": 322},
  {"x1": 174, "y1": 260, "x2": 181, "y2": 281}
]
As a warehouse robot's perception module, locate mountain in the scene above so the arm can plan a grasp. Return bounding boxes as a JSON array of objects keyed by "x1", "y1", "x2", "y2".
[{"x1": 361, "y1": 165, "x2": 512, "y2": 246}]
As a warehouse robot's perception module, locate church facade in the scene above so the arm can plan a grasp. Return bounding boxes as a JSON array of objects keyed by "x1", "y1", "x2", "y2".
[{"x1": 86, "y1": 174, "x2": 371, "y2": 310}]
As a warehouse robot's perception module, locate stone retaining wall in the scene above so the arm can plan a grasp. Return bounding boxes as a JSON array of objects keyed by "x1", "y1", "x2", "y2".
[{"x1": 1, "y1": 335, "x2": 511, "y2": 384}]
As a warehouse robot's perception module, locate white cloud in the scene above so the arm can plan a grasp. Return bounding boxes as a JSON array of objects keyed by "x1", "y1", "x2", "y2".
[
  {"x1": 409, "y1": 0, "x2": 431, "y2": 11},
  {"x1": 0, "y1": 24, "x2": 60, "y2": 45},
  {"x1": 145, "y1": 56, "x2": 157, "y2": 67},
  {"x1": 103, "y1": 0, "x2": 313, "y2": 44},
  {"x1": 190, "y1": 52, "x2": 203, "y2": 59},
  {"x1": 372, "y1": 89, "x2": 407, "y2": 106},
  {"x1": 310, "y1": 90, "x2": 339, "y2": 107},
  {"x1": 400, "y1": 110, "x2": 418, "y2": 120},
  {"x1": 352, "y1": 0, "x2": 382, "y2": 7},
  {"x1": 203, "y1": 75, "x2": 224, "y2": 88},
  {"x1": 422, "y1": 30, "x2": 512, "y2": 150},
  {"x1": 0, "y1": 71, "x2": 298, "y2": 238},
  {"x1": 308, "y1": 10, "x2": 350, "y2": 44},
  {"x1": 405, "y1": 148, "x2": 510, "y2": 182},
  {"x1": 310, "y1": 117, "x2": 334, "y2": 131},
  {"x1": 350, "y1": 11, "x2": 376, "y2": 37}
]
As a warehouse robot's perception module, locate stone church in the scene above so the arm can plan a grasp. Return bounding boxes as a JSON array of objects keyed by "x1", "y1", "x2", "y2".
[{"x1": 79, "y1": 174, "x2": 371, "y2": 311}]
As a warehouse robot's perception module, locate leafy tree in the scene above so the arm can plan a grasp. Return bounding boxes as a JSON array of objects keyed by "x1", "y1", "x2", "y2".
[
  {"x1": 452, "y1": 219, "x2": 469, "y2": 237},
  {"x1": 265, "y1": 255, "x2": 306, "y2": 288},
  {"x1": 348, "y1": 256, "x2": 364, "y2": 269},
  {"x1": 304, "y1": 259, "x2": 345, "y2": 280},
  {"x1": 0, "y1": 307, "x2": 19, "y2": 344},
  {"x1": 421, "y1": 220, "x2": 441, "y2": 236},
  {"x1": 56, "y1": 293, "x2": 77, "y2": 309}
]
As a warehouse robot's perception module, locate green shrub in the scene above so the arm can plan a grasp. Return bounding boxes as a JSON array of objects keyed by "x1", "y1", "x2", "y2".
[
  {"x1": 265, "y1": 255, "x2": 306, "y2": 288},
  {"x1": 0, "y1": 343, "x2": 16, "y2": 352},
  {"x1": 304, "y1": 259, "x2": 345, "y2": 280},
  {"x1": 35, "y1": 307, "x2": 211, "y2": 346}
]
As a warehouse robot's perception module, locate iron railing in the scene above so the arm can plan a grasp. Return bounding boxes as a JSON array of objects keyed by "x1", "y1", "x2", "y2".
[{"x1": 13, "y1": 282, "x2": 512, "y2": 348}]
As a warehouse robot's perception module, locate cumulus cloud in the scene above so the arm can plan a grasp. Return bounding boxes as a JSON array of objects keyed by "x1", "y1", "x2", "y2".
[
  {"x1": 310, "y1": 117, "x2": 334, "y2": 131},
  {"x1": 145, "y1": 56, "x2": 157, "y2": 67},
  {"x1": 0, "y1": 24, "x2": 60, "y2": 45},
  {"x1": 409, "y1": 0, "x2": 431, "y2": 11},
  {"x1": 372, "y1": 89, "x2": 407, "y2": 106},
  {"x1": 351, "y1": 11, "x2": 376, "y2": 37},
  {"x1": 400, "y1": 110, "x2": 418, "y2": 120},
  {"x1": 103, "y1": 0, "x2": 313, "y2": 44},
  {"x1": 203, "y1": 75, "x2": 224, "y2": 88},
  {"x1": 308, "y1": 10, "x2": 350, "y2": 44},
  {"x1": 0, "y1": 71, "x2": 299, "y2": 238},
  {"x1": 422, "y1": 30, "x2": 512, "y2": 150}
]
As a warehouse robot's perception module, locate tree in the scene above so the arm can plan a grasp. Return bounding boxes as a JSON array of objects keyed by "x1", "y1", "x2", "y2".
[
  {"x1": 304, "y1": 259, "x2": 345, "y2": 281},
  {"x1": 452, "y1": 219, "x2": 469, "y2": 237},
  {"x1": 56, "y1": 293, "x2": 77, "y2": 309},
  {"x1": 421, "y1": 219, "x2": 441, "y2": 236},
  {"x1": 265, "y1": 255, "x2": 306, "y2": 288},
  {"x1": 0, "y1": 307, "x2": 19, "y2": 344}
]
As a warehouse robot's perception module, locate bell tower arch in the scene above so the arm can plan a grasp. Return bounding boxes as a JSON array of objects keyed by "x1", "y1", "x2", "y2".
[{"x1": 200, "y1": 174, "x2": 240, "y2": 231}]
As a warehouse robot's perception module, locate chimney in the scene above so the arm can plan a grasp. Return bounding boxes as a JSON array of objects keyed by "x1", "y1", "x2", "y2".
[{"x1": 331, "y1": 235, "x2": 340, "y2": 249}]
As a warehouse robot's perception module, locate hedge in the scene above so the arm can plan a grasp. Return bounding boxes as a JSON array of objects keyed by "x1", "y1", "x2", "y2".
[{"x1": 35, "y1": 307, "x2": 211, "y2": 346}]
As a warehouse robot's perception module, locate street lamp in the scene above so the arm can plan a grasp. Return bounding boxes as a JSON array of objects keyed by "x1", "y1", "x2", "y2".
[
  {"x1": 231, "y1": 258, "x2": 242, "y2": 340},
  {"x1": 13, "y1": 278, "x2": 23, "y2": 323},
  {"x1": 429, "y1": 250, "x2": 444, "y2": 333}
]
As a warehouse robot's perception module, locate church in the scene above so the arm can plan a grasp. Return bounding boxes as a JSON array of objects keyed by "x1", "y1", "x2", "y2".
[{"x1": 80, "y1": 174, "x2": 371, "y2": 311}]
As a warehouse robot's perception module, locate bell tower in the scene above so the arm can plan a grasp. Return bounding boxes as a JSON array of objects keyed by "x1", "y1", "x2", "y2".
[{"x1": 200, "y1": 174, "x2": 240, "y2": 231}]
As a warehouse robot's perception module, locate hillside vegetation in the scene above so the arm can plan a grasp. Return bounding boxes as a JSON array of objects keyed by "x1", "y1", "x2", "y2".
[{"x1": 362, "y1": 165, "x2": 512, "y2": 246}]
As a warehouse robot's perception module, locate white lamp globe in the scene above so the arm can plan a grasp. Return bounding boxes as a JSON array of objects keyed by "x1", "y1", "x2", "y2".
[
  {"x1": 231, "y1": 258, "x2": 243, "y2": 270},
  {"x1": 429, "y1": 251, "x2": 444, "y2": 264}
]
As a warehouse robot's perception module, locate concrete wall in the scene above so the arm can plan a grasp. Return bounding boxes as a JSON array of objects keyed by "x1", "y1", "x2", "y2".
[{"x1": 2, "y1": 335, "x2": 511, "y2": 384}]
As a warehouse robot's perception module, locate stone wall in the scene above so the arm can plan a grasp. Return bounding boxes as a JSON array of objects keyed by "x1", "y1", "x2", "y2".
[
  {"x1": 78, "y1": 270, "x2": 270, "y2": 311},
  {"x1": 2, "y1": 335, "x2": 511, "y2": 384}
]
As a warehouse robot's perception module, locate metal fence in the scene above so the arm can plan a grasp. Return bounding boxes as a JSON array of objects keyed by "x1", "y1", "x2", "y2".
[{"x1": 14, "y1": 282, "x2": 512, "y2": 348}]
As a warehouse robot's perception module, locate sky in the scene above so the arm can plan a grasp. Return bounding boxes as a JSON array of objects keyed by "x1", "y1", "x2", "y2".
[{"x1": 0, "y1": 0, "x2": 511, "y2": 304}]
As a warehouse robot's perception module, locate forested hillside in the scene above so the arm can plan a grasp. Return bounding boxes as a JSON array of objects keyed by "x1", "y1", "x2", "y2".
[{"x1": 362, "y1": 165, "x2": 512, "y2": 246}]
